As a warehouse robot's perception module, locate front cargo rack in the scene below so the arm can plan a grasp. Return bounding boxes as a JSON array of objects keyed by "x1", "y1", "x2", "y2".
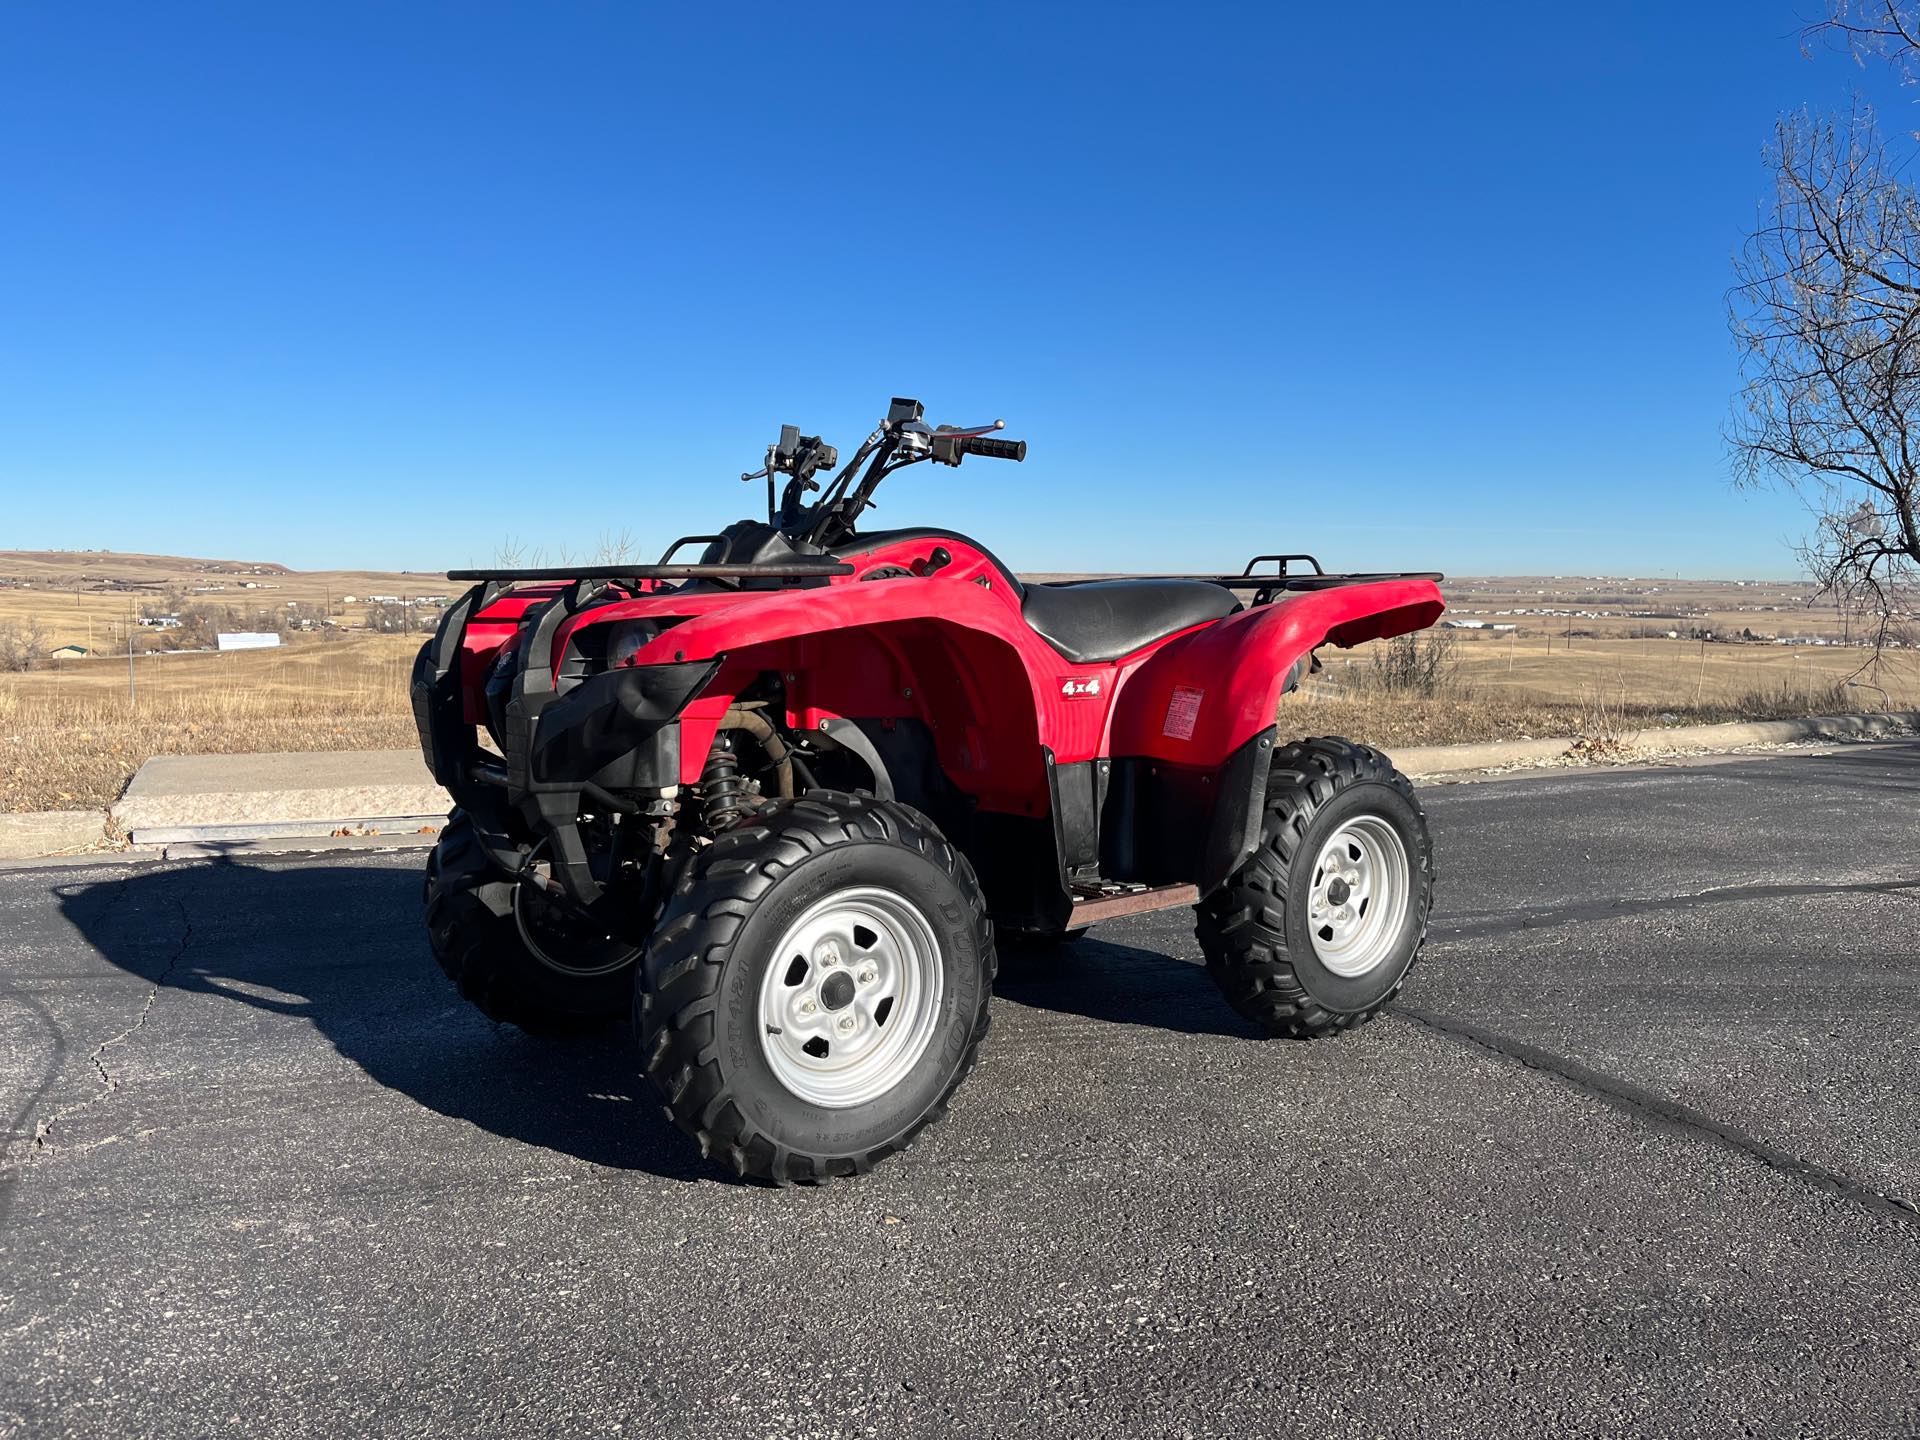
[{"x1": 446, "y1": 560, "x2": 854, "y2": 582}]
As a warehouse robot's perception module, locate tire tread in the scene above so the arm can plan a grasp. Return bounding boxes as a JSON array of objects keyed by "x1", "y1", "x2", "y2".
[
  {"x1": 637, "y1": 789, "x2": 995, "y2": 1186},
  {"x1": 1195, "y1": 737, "x2": 1432, "y2": 1038}
]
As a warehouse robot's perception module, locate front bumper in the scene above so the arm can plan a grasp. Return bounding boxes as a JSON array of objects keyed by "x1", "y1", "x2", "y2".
[{"x1": 411, "y1": 582, "x2": 715, "y2": 903}]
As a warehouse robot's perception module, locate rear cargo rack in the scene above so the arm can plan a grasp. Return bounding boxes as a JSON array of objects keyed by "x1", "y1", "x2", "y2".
[
  {"x1": 1055, "y1": 571, "x2": 1445, "y2": 592},
  {"x1": 1046, "y1": 553, "x2": 1443, "y2": 593}
]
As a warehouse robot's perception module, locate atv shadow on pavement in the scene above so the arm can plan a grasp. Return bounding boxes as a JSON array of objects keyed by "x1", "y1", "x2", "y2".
[
  {"x1": 55, "y1": 858, "x2": 1273, "y2": 1189},
  {"x1": 993, "y1": 934, "x2": 1268, "y2": 1040},
  {"x1": 57, "y1": 858, "x2": 722, "y2": 1183}
]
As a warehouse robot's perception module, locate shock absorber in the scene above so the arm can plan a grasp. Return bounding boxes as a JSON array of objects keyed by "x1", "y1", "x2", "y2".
[{"x1": 698, "y1": 740, "x2": 753, "y2": 832}]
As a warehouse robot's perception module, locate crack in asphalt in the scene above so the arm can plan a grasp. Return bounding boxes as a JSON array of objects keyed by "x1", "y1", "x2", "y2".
[
  {"x1": 27, "y1": 894, "x2": 194, "y2": 1157},
  {"x1": 1, "y1": 874, "x2": 139, "y2": 1236},
  {"x1": 1430, "y1": 876, "x2": 1920, "y2": 942},
  {"x1": 1393, "y1": 1006, "x2": 1920, "y2": 1231}
]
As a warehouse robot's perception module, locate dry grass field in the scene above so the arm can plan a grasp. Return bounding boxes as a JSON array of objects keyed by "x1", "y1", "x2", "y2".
[
  {"x1": 1292, "y1": 636, "x2": 1915, "y2": 749},
  {"x1": 1311, "y1": 625, "x2": 1917, "y2": 726},
  {"x1": 1, "y1": 554, "x2": 1914, "y2": 813},
  {"x1": 0, "y1": 636, "x2": 420, "y2": 813}
]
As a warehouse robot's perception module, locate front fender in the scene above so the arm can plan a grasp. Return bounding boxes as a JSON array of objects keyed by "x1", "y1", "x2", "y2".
[{"x1": 1109, "y1": 578, "x2": 1444, "y2": 765}]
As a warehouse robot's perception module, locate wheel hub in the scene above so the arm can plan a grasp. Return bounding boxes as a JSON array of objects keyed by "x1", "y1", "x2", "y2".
[
  {"x1": 757, "y1": 887, "x2": 944, "y2": 1108},
  {"x1": 1306, "y1": 814, "x2": 1412, "y2": 977},
  {"x1": 819, "y1": 970, "x2": 856, "y2": 1011}
]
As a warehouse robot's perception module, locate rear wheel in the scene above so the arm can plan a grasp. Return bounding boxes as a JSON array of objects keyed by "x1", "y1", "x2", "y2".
[
  {"x1": 423, "y1": 810, "x2": 641, "y2": 1033},
  {"x1": 1195, "y1": 738, "x2": 1431, "y2": 1037},
  {"x1": 637, "y1": 791, "x2": 995, "y2": 1184}
]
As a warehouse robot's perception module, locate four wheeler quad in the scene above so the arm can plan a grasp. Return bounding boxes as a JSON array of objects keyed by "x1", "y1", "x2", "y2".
[{"x1": 411, "y1": 398, "x2": 1446, "y2": 1183}]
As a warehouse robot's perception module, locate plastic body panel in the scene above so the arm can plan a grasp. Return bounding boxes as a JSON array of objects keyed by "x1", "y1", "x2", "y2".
[
  {"x1": 1106, "y1": 578, "x2": 1445, "y2": 764},
  {"x1": 549, "y1": 536, "x2": 1443, "y2": 801}
]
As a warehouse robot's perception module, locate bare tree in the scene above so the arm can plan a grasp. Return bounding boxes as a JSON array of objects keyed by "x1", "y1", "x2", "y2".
[
  {"x1": 0, "y1": 617, "x2": 48, "y2": 672},
  {"x1": 1731, "y1": 5, "x2": 1920, "y2": 655},
  {"x1": 1362, "y1": 630, "x2": 1462, "y2": 698},
  {"x1": 364, "y1": 600, "x2": 433, "y2": 634},
  {"x1": 593, "y1": 526, "x2": 638, "y2": 564},
  {"x1": 1808, "y1": 1, "x2": 1920, "y2": 95}
]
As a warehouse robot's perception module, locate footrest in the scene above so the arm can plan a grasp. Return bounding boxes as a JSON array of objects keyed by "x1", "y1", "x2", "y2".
[{"x1": 1066, "y1": 882, "x2": 1199, "y2": 927}]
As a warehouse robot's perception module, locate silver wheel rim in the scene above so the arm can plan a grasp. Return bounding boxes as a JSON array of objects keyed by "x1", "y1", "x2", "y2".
[
  {"x1": 757, "y1": 886, "x2": 944, "y2": 1108},
  {"x1": 1306, "y1": 814, "x2": 1411, "y2": 977}
]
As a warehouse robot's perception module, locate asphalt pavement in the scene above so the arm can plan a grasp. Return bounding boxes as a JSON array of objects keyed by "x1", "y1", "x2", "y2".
[{"x1": 2, "y1": 743, "x2": 1918, "y2": 1438}]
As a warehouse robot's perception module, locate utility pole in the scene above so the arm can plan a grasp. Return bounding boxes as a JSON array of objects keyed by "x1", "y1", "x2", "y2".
[{"x1": 125, "y1": 599, "x2": 136, "y2": 708}]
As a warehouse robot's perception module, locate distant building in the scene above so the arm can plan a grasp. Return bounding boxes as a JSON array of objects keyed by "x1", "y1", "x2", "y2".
[
  {"x1": 49, "y1": 644, "x2": 88, "y2": 659},
  {"x1": 137, "y1": 615, "x2": 182, "y2": 629},
  {"x1": 216, "y1": 632, "x2": 282, "y2": 652}
]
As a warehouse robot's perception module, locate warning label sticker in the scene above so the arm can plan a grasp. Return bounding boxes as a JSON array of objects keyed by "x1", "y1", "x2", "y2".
[{"x1": 1162, "y1": 685, "x2": 1204, "y2": 741}]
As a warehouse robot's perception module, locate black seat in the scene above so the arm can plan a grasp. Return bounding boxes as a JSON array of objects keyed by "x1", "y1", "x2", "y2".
[{"x1": 1019, "y1": 579, "x2": 1239, "y2": 663}]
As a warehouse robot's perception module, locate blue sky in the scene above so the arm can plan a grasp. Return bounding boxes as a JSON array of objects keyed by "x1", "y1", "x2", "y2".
[{"x1": 0, "y1": 2, "x2": 1893, "y2": 577}]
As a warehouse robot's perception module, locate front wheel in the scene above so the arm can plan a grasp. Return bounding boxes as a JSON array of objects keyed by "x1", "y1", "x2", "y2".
[
  {"x1": 637, "y1": 791, "x2": 995, "y2": 1185},
  {"x1": 1195, "y1": 738, "x2": 1432, "y2": 1037},
  {"x1": 423, "y1": 810, "x2": 641, "y2": 1033}
]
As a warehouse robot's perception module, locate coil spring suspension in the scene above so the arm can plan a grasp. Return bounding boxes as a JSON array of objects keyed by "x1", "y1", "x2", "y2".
[{"x1": 698, "y1": 742, "x2": 753, "y2": 832}]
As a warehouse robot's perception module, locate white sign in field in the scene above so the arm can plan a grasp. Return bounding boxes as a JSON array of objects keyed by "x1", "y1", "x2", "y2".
[{"x1": 216, "y1": 632, "x2": 282, "y2": 652}]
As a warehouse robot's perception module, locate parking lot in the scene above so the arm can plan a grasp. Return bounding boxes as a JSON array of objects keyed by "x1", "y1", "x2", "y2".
[{"x1": 3, "y1": 744, "x2": 1918, "y2": 1438}]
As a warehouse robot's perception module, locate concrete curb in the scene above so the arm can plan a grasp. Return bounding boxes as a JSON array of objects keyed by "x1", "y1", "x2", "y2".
[
  {"x1": 112, "y1": 787, "x2": 449, "y2": 837},
  {"x1": 0, "y1": 810, "x2": 110, "y2": 860},
  {"x1": 108, "y1": 749, "x2": 450, "y2": 845},
  {"x1": 121, "y1": 815, "x2": 448, "y2": 845},
  {"x1": 0, "y1": 830, "x2": 447, "y2": 874},
  {"x1": 1384, "y1": 709, "x2": 1919, "y2": 777}
]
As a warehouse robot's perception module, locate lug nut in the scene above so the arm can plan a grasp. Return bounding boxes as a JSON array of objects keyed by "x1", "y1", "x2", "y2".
[
  {"x1": 800, "y1": 998, "x2": 817, "y2": 1014},
  {"x1": 837, "y1": 1015, "x2": 856, "y2": 1034},
  {"x1": 858, "y1": 967, "x2": 876, "y2": 984}
]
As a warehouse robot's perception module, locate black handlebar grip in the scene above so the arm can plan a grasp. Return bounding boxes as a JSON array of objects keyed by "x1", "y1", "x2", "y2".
[{"x1": 959, "y1": 436, "x2": 1027, "y2": 462}]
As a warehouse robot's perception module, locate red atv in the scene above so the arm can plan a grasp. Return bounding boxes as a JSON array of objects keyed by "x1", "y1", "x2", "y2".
[{"x1": 412, "y1": 398, "x2": 1445, "y2": 1183}]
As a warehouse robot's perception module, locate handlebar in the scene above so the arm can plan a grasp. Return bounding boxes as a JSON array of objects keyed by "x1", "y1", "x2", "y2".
[
  {"x1": 768, "y1": 399, "x2": 1027, "y2": 545},
  {"x1": 958, "y1": 435, "x2": 1027, "y2": 462}
]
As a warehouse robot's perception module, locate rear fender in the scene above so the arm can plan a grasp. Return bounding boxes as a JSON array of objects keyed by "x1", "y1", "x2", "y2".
[
  {"x1": 1108, "y1": 578, "x2": 1445, "y2": 765},
  {"x1": 1101, "y1": 578, "x2": 1442, "y2": 897}
]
